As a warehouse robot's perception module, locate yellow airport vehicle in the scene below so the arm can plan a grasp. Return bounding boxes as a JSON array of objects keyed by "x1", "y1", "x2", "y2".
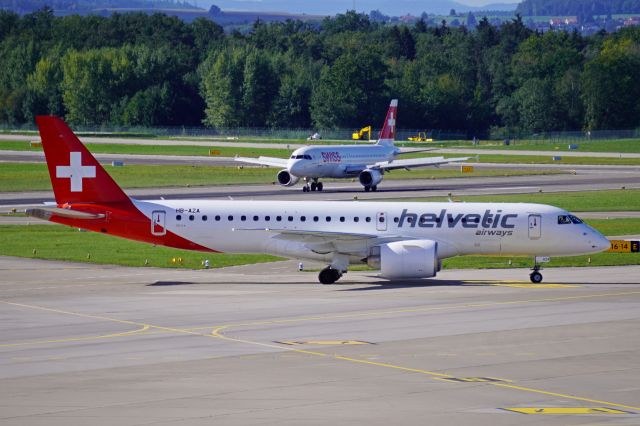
[
  {"x1": 352, "y1": 126, "x2": 371, "y2": 141},
  {"x1": 407, "y1": 131, "x2": 433, "y2": 142}
]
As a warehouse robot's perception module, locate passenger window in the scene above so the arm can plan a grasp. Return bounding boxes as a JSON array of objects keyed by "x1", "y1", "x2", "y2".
[
  {"x1": 313, "y1": 216, "x2": 319, "y2": 222},
  {"x1": 288, "y1": 216, "x2": 293, "y2": 222},
  {"x1": 366, "y1": 217, "x2": 371, "y2": 223},
  {"x1": 189, "y1": 215, "x2": 194, "y2": 221},
  {"x1": 241, "y1": 215, "x2": 246, "y2": 221},
  {"x1": 265, "y1": 216, "x2": 270, "y2": 221},
  {"x1": 202, "y1": 215, "x2": 208, "y2": 221},
  {"x1": 326, "y1": 216, "x2": 331, "y2": 222},
  {"x1": 354, "y1": 217, "x2": 359, "y2": 222},
  {"x1": 253, "y1": 215, "x2": 258, "y2": 221},
  {"x1": 379, "y1": 216, "x2": 384, "y2": 223},
  {"x1": 301, "y1": 216, "x2": 306, "y2": 222},
  {"x1": 215, "y1": 215, "x2": 220, "y2": 221},
  {"x1": 394, "y1": 217, "x2": 399, "y2": 223},
  {"x1": 228, "y1": 215, "x2": 233, "y2": 221},
  {"x1": 276, "y1": 216, "x2": 282, "y2": 221},
  {"x1": 176, "y1": 215, "x2": 182, "y2": 221}
]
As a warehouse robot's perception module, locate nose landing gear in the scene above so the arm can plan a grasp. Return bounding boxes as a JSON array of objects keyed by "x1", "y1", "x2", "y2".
[
  {"x1": 302, "y1": 178, "x2": 323, "y2": 192},
  {"x1": 530, "y1": 259, "x2": 543, "y2": 283}
]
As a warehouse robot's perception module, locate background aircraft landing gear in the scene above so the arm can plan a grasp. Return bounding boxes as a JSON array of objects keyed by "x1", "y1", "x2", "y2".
[
  {"x1": 318, "y1": 267, "x2": 342, "y2": 284},
  {"x1": 363, "y1": 185, "x2": 377, "y2": 192},
  {"x1": 303, "y1": 179, "x2": 323, "y2": 192}
]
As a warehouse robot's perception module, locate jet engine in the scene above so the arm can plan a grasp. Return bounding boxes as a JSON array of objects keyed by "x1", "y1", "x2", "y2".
[
  {"x1": 367, "y1": 240, "x2": 438, "y2": 279},
  {"x1": 358, "y1": 169, "x2": 383, "y2": 188},
  {"x1": 276, "y1": 169, "x2": 300, "y2": 187}
]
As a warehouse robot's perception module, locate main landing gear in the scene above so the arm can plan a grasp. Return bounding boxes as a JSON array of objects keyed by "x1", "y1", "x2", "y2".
[
  {"x1": 318, "y1": 266, "x2": 342, "y2": 284},
  {"x1": 302, "y1": 178, "x2": 323, "y2": 193},
  {"x1": 530, "y1": 261, "x2": 543, "y2": 283},
  {"x1": 363, "y1": 185, "x2": 377, "y2": 192}
]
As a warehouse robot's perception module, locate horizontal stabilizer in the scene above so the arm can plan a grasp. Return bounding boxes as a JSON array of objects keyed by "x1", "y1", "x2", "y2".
[{"x1": 26, "y1": 207, "x2": 106, "y2": 221}]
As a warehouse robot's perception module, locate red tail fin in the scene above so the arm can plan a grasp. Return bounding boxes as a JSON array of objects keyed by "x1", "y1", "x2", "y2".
[
  {"x1": 378, "y1": 99, "x2": 398, "y2": 144},
  {"x1": 36, "y1": 116, "x2": 130, "y2": 205}
]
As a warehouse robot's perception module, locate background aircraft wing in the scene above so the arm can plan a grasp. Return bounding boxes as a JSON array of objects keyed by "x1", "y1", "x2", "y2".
[
  {"x1": 370, "y1": 156, "x2": 470, "y2": 171},
  {"x1": 235, "y1": 156, "x2": 289, "y2": 168}
]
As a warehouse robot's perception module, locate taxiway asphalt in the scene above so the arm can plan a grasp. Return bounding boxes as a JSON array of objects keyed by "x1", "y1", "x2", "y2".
[{"x1": 1, "y1": 257, "x2": 639, "y2": 425}]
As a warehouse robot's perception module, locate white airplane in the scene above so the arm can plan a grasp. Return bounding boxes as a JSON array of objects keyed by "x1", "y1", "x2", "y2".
[
  {"x1": 27, "y1": 116, "x2": 610, "y2": 284},
  {"x1": 235, "y1": 99, "x2": 470, "y2": 192}
]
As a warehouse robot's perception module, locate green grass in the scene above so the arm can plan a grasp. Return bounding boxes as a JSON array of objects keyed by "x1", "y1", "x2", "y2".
[
  {"x1": 0, "y1": 140, "x2": 293, "y2": 158},
  {"x1": 392, "y1": 189, "x2": 640, "y2": 212},
  {"x1": 0, "y1": 162, "x2": 564, "y2": 192},
  {"x1": 0, "y1": 219, "x2": 637, "y2": 270},
  {"x1": 468, "y1": 138, "x2": 640, "y2": 154},
  {"x1": 0, "y1": 225, "x2": 282, "y2": 269},
  {"x1": 5, "y1": 138, "x2": 640, "y2": 165}
]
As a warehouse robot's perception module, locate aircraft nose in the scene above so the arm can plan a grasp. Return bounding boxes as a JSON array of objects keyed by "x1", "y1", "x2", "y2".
[{"x1": 594, "y1": 234, "x2": 611, "y2": 252}]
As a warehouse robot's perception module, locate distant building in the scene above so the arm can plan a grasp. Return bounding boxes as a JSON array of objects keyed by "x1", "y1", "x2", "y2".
[{"x1": 624, "y1": 16, "x2": 640, "y2": 27}]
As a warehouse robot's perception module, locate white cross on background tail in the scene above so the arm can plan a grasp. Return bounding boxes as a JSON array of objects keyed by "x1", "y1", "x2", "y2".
[{"x1": 56, "y1": 152, "x2": 96, "y2": 192}]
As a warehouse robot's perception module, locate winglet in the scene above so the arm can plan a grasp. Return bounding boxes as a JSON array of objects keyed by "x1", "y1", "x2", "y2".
[
  {"x1": 36, "y1": 116, "x2": 130, "y2": 205},
  {"x1": 378, "y1": 99, "x2": 398, "y2": 146}
]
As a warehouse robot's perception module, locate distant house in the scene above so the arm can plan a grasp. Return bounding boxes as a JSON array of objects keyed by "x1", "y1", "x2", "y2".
[
  {"x1": 624, "y1": 17, "x2": 640, "y2": 27},
  {"x1": 398, "y1": 14, "x2": 418, "y2": 24},
  {"x1": 549, "y1": 16, "x2": 578, "y2": 26}
]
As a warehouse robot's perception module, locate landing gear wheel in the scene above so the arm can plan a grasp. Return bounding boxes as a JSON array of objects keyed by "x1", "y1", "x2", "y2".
[
  {"x1": 318, "y1": 267, "x2": 341, "y2": 285},
  {"x1": 364, "y1": 186, "x2": 370, "y2": 192},
  {"x1": 302, "y1": 185, "x2": 309, "y2": 192},
  {"x1": 310, "y1": 182, "x2": 317, "y2": 191},
  {"x1": 530, "y1": 271, "x2": 543, "y2": 283},
  {"x1": 371, "y1": 185, "x2": 377, "y2": 192},
  {"x1": 317, "y1": 182, "x2": 323, "y2": 191}
]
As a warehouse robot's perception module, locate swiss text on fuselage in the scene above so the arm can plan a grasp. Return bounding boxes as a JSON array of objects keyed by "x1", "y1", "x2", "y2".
[{"x1": 398, "y1": 209, "x2": 517, "y2": 229}]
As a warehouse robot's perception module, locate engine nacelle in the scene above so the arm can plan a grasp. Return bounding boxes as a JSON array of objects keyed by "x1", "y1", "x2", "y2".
[
  {"x1": 358, "y1": 169, "x2": 383, "y2": 187},
  {"x1": 368, "y1": 240, "x2": 438, "y2": 280},
  {"x1": 276, "y1": 169, "x2": 299, "y2": 187}
]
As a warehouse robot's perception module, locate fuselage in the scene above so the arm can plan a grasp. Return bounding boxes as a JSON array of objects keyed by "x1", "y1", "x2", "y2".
[
  {"x1": 287, "y1": 143, "x2": 396, "y2": 178},
  {"x1": 123, "y1": 200, "x2": 609, "y2": 263}
]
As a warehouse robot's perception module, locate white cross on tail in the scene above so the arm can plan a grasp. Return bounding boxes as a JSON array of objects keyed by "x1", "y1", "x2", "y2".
[
  {"x1": 387, "y1": 112, "x2": 395, "y2": 129},
  {"x1": 56, "y1": 152, "x2": 96, "y2": 192}
]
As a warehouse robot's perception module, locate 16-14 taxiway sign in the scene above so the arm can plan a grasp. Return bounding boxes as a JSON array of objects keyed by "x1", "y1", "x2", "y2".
[{"x1": 607, "y1": 240, "x2": 640, "y2": 253}]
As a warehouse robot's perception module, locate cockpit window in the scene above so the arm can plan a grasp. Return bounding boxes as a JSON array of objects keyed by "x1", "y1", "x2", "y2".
[{"x1": 558, "y1": 215, "x2": 583, "y2": 224}]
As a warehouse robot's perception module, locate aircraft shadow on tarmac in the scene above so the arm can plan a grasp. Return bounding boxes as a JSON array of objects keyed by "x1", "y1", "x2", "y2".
[{"x1": 146, "y1": 278, "x2": 482, "y2": 288}]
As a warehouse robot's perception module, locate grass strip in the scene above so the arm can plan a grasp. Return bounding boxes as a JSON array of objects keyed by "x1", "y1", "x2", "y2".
[
  {"x1": 0, "y1": 218, "x2": 637, "y2": 270},
  {"x1": 391, "y1": 189, "x2": 640, "y2": 212},
  {"x1": 0, "y1": 162, "x2": 563, "y2": 192},
  {"x1": 0, "y1": 225, "x2": 282, "y2": 269}
]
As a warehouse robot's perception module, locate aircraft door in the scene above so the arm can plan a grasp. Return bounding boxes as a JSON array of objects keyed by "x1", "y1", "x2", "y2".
[
  {"x1": 151, "y1": 210, "x2": 166, "y2": 236},
  {"x1": 528, "y1": 214, "x2": 541, "y2": 239},
  {"x1": 376, "y1": 212, "x2": 387, "y2": 231}
]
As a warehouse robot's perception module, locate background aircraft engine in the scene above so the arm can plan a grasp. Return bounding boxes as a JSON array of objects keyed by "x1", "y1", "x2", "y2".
[
  {"x1": 276, "y1": 169, "x2": 299, "y2": 187},
  {"x1": 372, "y1": 240, "x2": 438, "y2": 279},
  {"x1": 358, "y1": 169, "x2": 383, "y2": 187}
]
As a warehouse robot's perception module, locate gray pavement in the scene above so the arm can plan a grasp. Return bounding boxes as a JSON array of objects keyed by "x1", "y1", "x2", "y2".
[{"x1": 1, "y1": 256, "x2": 640, "y2": 425}]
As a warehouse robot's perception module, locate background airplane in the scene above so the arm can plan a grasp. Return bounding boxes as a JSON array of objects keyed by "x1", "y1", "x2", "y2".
[
  {"x1": 27, "y1": 116, "x2": 610, "y2": 285},
  {"x1": 235, "y1": 100, "x2": 470, "y2": 192}
]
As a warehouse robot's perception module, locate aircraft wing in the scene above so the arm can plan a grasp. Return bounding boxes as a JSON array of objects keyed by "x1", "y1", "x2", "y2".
[
  {"x1": 233, "y1": 227, "x2": 404, "y2": 255},
  {"x1": 370, "y1": 156, "x2": 470, "y2": 171},
  {"x1": 234, "y1": 156, "x2": 288, "y2": 168}
]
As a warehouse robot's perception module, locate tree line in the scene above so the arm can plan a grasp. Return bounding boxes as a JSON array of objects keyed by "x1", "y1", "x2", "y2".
[{"x1": 1, "y1": 9, "x2": 640, "y2": 135}]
